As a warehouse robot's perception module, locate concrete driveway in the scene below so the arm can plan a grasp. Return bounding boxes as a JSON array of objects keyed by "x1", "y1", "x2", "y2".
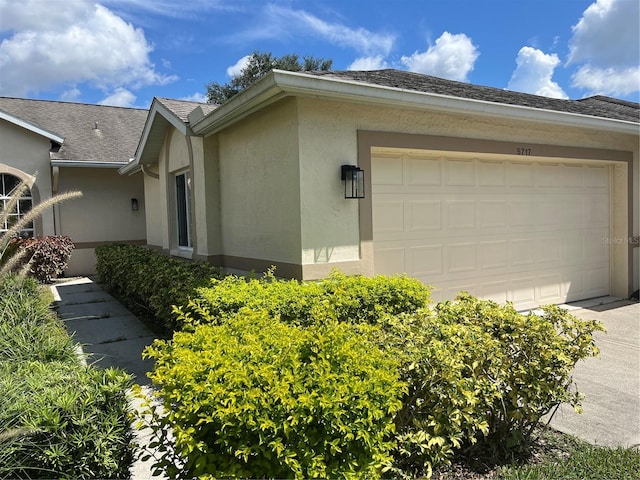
[{"x1": 547, "y1": 299, "x2": 640, "y2": 448}]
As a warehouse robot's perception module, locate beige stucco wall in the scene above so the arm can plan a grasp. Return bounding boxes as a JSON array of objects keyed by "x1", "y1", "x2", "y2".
[
  {"x1": 192, "y1": 135, "x2": 222, "y2": 259},
  {"x1": 295, "y1": 97, "x2": 639, "y2": 293},
  {"x1": 216, "y1": 98, "x2": 302, "y2": 267},
  {"x1": 56, "y1": 167, "x2": 146, "y2": 275},
  {"x1": 0, "y1": 119, "x2": 55, "y2": 235},
  {"x1": 143, "y1": 165, "x2": 164, "y2": 248}
]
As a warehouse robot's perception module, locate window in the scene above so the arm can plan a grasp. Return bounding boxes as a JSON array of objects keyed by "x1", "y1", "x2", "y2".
[
  {"x1": 175, "y1": 172, "x2": 192, "y2": 248},
  {"x1": 0, "y1": 173, "x2": 33, "y2": 238}
]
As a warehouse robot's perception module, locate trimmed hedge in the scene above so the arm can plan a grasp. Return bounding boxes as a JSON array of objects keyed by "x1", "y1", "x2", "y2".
[
  {"x1": 140, "y1": 312, "x2": 406, "y2": 479},
  {"x1": 95, "y1": 244, "x2": 223, "y2": 333},
  {"x1": 175, "y1": 270, "x2": 432, "y2": 328},
  {"x1": 0, "y1": 275, "x2": 133, "y2": 479}
]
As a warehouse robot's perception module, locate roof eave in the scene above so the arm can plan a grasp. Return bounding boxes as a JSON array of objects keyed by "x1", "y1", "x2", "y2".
[
  {"x1": 126, "y1": 98, "x2": 193, "y2": 174},
  {"x1": 0, "y1": 109, "x2": 65, "y2": 144},
  {"x1": 51, "y1": 160, "x2": 126, "y2": 169},
  {"x1": 192, "y1": 70, "x2": 639, "y2": 136}
]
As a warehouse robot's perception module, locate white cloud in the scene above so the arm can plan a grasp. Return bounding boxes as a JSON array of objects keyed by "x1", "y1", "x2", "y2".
[
  {"x1": 98, "y1": 87, "x2": 137, "y2": 107},
  {"x1": 348, "y1": 55, "x2": 389, "y2": 71},
  {"x1": 0, "y1": 1, "x2": 177, "y2": 98},
  {"x1": 507, "y1": 47, "x2": 568, "y2": 99},
  {"x1": 400, "y1": 32, "x2": 479, "y2": 82},
  {"x1": 260, "y1": 5, "x2": 395, "y2": 56},
  {"x1": 571, "y1": 65, "x2": 640, "y2": 97},
  {"x1": 226, "y1": 55, "x2": 251, "y2": 77},
  {"x1": 180, "y1": 92, "x2": 208, "y2": 103},
  {"x1": 567, "y1": 0, "x2": 639, "y2": 97}
]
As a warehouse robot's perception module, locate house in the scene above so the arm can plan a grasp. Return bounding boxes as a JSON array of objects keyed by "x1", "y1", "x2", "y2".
[
  {"x1": 0, "y1": 97, "x2": 148, "y2": 275},
  {"x1": 121, "y1": 69, "x2": 639, "y2": 310}
]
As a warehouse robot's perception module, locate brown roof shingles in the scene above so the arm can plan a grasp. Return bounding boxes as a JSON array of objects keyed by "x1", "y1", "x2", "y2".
[
  {"x1": 0, "y1": 97, "x2": 148, "y2": 163},
  {"x1": 156, "y1": 97, "x2": 217, "y2": 124}
]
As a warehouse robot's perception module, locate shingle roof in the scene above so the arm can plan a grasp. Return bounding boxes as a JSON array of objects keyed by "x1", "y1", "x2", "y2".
[
  {"x1": 156, "y1": 97, "x2": 217, "y2": 124},
  {"x1": 0, "y1": 97, "x2": 148, "y2": 163},
  {"x1": 305, "y1": 69, "x2": 640, "y2": 124}
]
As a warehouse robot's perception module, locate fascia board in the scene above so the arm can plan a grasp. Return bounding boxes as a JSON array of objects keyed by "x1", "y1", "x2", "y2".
[
  {"x1": 51, "y1": 160, "x2": 125, "y2": 169},
  {"x1": 192, "y1": 70, "x2": 639, "y2": 136},
  {"x1": 0, "y1": 109, "x2": 65, "y2": 144},
  {"x1": 119, "y1": 159, "x2": 140, "y2": 175},
  {"x1": 190, "y1": 74, "x2": 286, "y2": 136},
  {"x1": 276, "y1": 71, "x2": 639, "y2": 135},
  {"x1": 131, "y1": 99, "x2": 192, "y2": 168}
]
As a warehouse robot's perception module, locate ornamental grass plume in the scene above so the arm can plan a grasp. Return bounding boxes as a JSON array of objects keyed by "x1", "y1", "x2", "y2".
[{"x1": 0, "y1": 179, "x2": 82, "y2": 278}]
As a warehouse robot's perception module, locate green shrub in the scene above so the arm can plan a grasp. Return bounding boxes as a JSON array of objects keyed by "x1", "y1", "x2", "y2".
[
  {"x1": 9, "y1": 236, "x2": 75, "y2": 283},
  {"x1": 434, "y1": 294, "x2": 604, "y2": 454},
  {"x1": 0, "y1": 275, "x2": 76, "y2": 364},
  {"x1": 175, "y1": 270, "x2": 431, "y2": 329},
  {"x1": 379, "y1": 311, "x2": 502, "y2": 478},
  {"x1": 0, "y1": 274, "x2": 134, "y2": 479},
  {"x1": 95, "y1": 244, "x2": 223, "y2": 333},
  {"x1": 139, "y1": 311, "x2": 406, "y2": 479},
  {"x1": 0, "y1": 362, "x2": 133, "y2": 479}
]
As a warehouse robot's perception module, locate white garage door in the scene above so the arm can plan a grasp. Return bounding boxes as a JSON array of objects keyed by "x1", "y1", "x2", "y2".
[{"x1": 372, "y1": 149, "x2": 611, "y2": 310}]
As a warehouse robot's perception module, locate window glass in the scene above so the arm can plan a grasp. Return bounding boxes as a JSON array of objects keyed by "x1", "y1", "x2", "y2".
[
  {"x1": 0, "y1": 174, "x2": 33, "y2": 238},
  {"x1": 175, "y1": 172, "x2": 192, "y2": 248}
]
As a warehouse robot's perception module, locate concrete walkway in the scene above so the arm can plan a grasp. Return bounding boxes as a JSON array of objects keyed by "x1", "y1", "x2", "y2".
[
  {"x1": 51, "y1": 277, "x2": 160, "y2": 479},
  {"x1": 545, "y1": 298, "x2": 640, "y2": 449},
  {"x1": 50, "y1": 277, "x2": 640, "y2": 478}
]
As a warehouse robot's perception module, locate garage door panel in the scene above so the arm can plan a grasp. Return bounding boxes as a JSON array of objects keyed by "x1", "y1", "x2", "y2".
[
  {"x1": 446, "y1": 159, "x2": 475, "y2": 186},
  {"x1": 407, "y1": 200, "x2": 442, "y2": 231},
  {"x1": 373, "y1": 152, "x2": 611, "y2": 310},
  {"x1": 478, "y1": 161, "x2": 506, "y2": 186},
  {"x1": 409, "y1": 245, "x2": 443, "y2": 276},
  {"x1": 372, "y1": 200, "x2": 404, "y2": 233},
  {"x1": 585, "y1": 166, "x2": 608, "y2": 188},
  {"x1": 561, "y1": 199, "x2": 585, "y2": 225},
  {"x1": 508, "y1": 162, "x2": 535, "y2": 186},
  {"x1": 479, "y1": 241, "x2": 508, "y2": 269},
  {"x1": 479, "y1": 200, "x2": 507, "y2": 228},
  {"x1": 408, "y1": 156, "x2": 442, "y2": 185},
  {"x1": 446, "y1": 201, "x2": 476, "y2": 229},
  {"x1": 535, "y1": 164, "x2": 560, "y2": 187}
]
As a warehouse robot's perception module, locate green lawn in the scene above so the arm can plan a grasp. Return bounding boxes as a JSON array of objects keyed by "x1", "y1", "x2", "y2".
[{"x1": 433, "y1": 427, "x2": 640, "y2": 480}]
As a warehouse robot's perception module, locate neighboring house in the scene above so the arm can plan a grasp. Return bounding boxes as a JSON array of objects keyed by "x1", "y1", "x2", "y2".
[
  {"x1": 0, "y1": 97, "x2": 148, "y2": 275},
  {"x1": 122, "y1": 69, "x2": 640, "y2": 310}
]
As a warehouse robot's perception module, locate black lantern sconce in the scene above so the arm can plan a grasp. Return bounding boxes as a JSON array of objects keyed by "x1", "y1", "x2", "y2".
[
  {"x1": 341, "y1": 165, "x2": 365, "y2": 199},
  {"x1": 131, "y1": 198, "x2": 139, "y2": 211}
]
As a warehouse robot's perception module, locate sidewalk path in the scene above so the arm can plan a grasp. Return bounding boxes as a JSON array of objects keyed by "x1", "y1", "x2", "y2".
[
  {"x1": 51, "y1": 277, "x2": 157, "y2": 385},
  {"x1": 51, "y1": 277, "x2": 161, "y2": 479},
  {"x1": 546, "y1": 299, "x2": 640, "y2": 449}
]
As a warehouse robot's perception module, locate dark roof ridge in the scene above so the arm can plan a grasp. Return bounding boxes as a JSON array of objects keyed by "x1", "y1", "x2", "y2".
[
  {"x1": 579, "y1": 95, "x2": 640, "y2": 108},
  {"x1": 0, "y1": 96, "x2": 147, "y2": 111}
]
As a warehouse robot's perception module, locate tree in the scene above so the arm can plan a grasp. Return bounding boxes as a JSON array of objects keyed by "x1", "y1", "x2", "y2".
[{"x1": 206, "y1": 51, "x2": 332, "y2": 104}]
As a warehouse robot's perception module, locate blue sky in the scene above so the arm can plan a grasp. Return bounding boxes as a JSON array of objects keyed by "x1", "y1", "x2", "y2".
[{"x1": 0, "y1": 0, "x2": 638, "y2": 108}]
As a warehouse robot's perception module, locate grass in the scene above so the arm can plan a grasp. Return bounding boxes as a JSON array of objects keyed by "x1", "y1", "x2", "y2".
[{"x1": 432, "y1": 426, "x2": 640, "y2": 479}]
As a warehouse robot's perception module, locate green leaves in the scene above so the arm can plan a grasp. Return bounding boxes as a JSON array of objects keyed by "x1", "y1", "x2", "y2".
[
  {"x1": 141, "y1": 312, "x2": 405, "y2": 479},
  {"x1": 0, "y1": 277, "x2": 133, "y2": 479},
  {"x1": 95, "y1": 244, "x2": 223, "y2": 333}
]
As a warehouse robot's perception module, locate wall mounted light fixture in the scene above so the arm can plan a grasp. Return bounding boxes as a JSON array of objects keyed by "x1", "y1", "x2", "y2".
[
  {"x1": 131, "y1": 198, "x2": 139, "y2": 211},
  {"x1": 341, "y1": 165, "x2": 365, "y2": 199}
]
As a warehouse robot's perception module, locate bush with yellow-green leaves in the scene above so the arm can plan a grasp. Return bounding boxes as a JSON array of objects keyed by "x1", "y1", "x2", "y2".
[{"x1": 136, "y1": 270, "x2": 603, "y2": 479}]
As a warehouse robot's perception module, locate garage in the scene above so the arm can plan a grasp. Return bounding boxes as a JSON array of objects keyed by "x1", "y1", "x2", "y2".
[{"x1": 371, "y1": 147, "x2": 611, "y2": 310}]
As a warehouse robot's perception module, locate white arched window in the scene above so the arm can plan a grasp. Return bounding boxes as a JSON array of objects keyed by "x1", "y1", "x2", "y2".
[{"x1": 0, "y1": 173, "x2": 33, "y2": 238}]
